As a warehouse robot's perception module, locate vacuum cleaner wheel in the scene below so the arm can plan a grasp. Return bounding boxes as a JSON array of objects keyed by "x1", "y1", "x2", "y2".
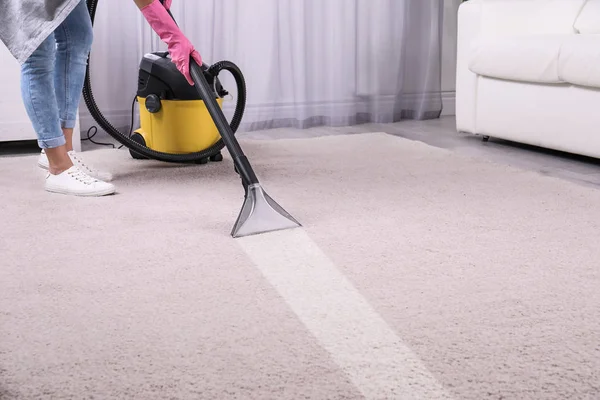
[
  {"x1": 194, "y1": 152, "x2": 223, "y2": 164},
  {"x1": 129, "y1": 133, "x2": 148, "y2": 160},
  {"x1": 210, "y1": 153, "x2": 224, "y2": 162}
]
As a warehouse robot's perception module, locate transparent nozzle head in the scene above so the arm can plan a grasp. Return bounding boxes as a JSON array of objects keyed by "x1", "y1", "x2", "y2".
[{"x1": 231, "y1": 184, "x2": 301, "y2": 238}]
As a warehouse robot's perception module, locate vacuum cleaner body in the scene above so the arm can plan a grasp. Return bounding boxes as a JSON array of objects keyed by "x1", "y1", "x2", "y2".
[{"x1": 133, "y1": 52, "x2": 227, "y2": 156}]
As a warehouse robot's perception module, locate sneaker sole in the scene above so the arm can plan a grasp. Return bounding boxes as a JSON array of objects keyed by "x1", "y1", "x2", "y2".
[{"x1": 45, "y1": 184, "x2": 116, "y2": 197}]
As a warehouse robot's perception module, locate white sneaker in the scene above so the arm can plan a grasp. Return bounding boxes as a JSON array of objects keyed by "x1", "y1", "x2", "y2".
[
  {"x1": 45, "y1": 166, "x2": 116, "y2": 197},
  {"x1": 38, "y1": 149, "x2": 113, "y2": 182}
]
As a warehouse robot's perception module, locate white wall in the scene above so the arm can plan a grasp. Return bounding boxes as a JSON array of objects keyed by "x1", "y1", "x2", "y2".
[{"x1": 0, "y1": 45, "x2": 37, "y2": 143}]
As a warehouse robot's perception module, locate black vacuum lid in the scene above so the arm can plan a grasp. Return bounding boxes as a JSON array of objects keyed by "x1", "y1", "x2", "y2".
[{"x1": 137, "y1": 52, "x2": 227, "y2": 101}]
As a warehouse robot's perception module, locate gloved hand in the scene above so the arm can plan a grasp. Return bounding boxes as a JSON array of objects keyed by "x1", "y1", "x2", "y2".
[{"x1": 141, "y1": 0, "x2": 202, "y2": 85}]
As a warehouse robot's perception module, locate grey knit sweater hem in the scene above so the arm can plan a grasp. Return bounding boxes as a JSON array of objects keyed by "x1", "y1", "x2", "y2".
[{"x1": 0, "y1": 0, "x2": 82, "y2": 65}]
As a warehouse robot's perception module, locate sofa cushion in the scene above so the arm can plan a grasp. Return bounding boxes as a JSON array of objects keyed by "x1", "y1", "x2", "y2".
[
  {"x1": 468, "y1": 35, "x2": 571, "y2": 84},
  {"x1": 574, "y1": 0, "x2": 600, "y2": 34},
  {"x1": 558, "y1": 35, "x2": 600, "y2": 88}
]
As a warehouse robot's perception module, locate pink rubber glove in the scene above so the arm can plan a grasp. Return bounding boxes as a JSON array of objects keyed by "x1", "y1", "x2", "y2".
[
  {"x1": 162, "y1": 0, "x2": 172, "y2": 10},
  {"x1": 141, "y1": 0, "x2": 202, "y2": 85}
]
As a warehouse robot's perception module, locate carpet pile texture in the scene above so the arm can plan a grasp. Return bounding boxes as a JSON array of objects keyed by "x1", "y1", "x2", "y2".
[{"x1": 1, "y1": 133, "x2": 599, "y2": 399}]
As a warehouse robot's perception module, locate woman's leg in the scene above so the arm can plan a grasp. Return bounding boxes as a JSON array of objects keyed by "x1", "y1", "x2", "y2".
[
  {"x1": 20, "y1": 34, "x2": 73, "y2": 175},
  {"x1": 20, "y1": 7, "x2": 115, "y2": 196},
  {"x1": 53, "y1": 0, "x2": 93, "y2": 152},
  {"x1": 52, "y1": 0, "x2": 113, "y2": 181}
]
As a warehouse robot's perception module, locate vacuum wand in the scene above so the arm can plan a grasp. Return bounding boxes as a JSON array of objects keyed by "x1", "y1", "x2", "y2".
[
  {"x1": 190, "y1": 63, "x2": 258, "y2": 189},
  {"x1": 189, "y1": 59, "x2": 301, "y2": 238}
]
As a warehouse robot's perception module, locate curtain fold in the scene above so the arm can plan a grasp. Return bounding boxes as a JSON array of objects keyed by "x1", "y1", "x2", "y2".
[{"x1": 82, "y1": 0, "x2": 444, "y2": 134}]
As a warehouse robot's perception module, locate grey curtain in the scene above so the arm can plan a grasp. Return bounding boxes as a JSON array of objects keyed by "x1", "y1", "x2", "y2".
[{"x1": 84, "y1": 0, "x2": 444, "y2": 133}]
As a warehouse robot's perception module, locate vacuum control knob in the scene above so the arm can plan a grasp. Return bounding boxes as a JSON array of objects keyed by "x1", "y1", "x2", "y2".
[{"x1": 145, "y1": 94, "x2": 162, "y2": 113}]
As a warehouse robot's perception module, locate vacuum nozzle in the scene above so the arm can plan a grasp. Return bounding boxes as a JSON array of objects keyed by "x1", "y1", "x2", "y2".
[{"x1": 232, "y1": 184, "x2": 301, "y2": 238}]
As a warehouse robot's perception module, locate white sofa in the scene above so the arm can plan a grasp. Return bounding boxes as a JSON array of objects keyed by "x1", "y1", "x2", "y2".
[{"x1": 456, "y1": 0, "x2": 600, "y2": 159}]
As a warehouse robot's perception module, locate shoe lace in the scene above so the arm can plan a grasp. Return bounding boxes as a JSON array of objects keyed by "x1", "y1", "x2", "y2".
[
  {"x1": 67, "y1": 168, "x2": 98, "y2": 185},
  {"x1": 70, "y1": 152, "x2": 97, "y2": 175}
]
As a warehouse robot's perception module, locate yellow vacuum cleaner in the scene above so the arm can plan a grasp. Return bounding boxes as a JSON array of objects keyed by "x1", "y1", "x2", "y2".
[
  {"x1": 128, "y1": 51, "x2": 229, "y2": 163},
  {"x1": 82, "y1": 0, "x2": 301, "y2": 238}
]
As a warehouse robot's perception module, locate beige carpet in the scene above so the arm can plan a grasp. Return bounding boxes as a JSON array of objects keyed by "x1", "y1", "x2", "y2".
[{"x1": 1, "y1": 132, "x2": 600, "y2": 399}]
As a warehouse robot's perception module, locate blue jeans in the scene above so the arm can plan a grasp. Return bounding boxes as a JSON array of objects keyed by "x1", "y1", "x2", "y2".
[{"x1": 20, "y1": 0, "x2": 93, "y2": 149}]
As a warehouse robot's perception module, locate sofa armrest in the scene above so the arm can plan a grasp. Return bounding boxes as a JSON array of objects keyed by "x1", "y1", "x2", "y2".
[{"x1": 455, "y1": 1, "x2": 483, "y2": 133}]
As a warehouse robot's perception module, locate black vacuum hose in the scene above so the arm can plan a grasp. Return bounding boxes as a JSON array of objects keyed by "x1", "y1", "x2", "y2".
[{"x1": 82, "y1": 0, "x2": 246, "y2": 163}]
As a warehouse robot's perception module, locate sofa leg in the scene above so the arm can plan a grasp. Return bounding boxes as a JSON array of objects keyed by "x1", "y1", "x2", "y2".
[{"x1": 482, "y1": 135, "x2": 490, "y2": 142}]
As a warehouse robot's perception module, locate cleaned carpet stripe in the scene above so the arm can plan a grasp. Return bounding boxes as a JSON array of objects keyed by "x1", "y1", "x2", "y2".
[{"x1": 237, "y1": 228, "x2": 453, "y2": 400}]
